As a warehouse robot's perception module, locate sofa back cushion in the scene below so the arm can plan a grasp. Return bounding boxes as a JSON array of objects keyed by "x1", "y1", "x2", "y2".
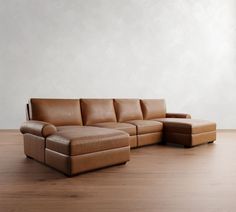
[
  {"x1": 29, "y1": 99, "x2": 82, "y2": 126},
  {"x1": 81, "y1": 99, "x2": 117, "y2": 125},
  {"x1": 114, "y1": 99, "x2": 143, "y2": 122},
  {"x1": 140, "y1": 99, "x2": 166, "y2": 119}
]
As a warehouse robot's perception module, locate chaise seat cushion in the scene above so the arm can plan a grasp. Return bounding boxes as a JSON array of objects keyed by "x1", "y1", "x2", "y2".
[
  {"x1": 126, "y1": 120, "x2": 163, "y2": 135},
  {"x1": 91, "y1": 122, "x2": 136, "y2": 136},
  {"x1": 155, "y1": 118, "x2": 216, "y2": 134},
  {"x1": 46, "y1": 126, "x2": 129, "y2": 156},
  {"x1": 57, "y1": 125, "x2": 86, "y2": 132}
]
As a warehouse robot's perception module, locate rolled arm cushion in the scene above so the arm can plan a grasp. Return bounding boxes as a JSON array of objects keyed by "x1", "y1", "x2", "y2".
[
  {"x1": 20, "y1": 120, "x2": 57, "y2": 138},
  {"x1": 166, "y1": 113, "x2": 191, "y2": 119}
]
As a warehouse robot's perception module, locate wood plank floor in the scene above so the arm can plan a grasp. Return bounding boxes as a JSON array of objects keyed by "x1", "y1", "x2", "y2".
[{"x1": 0, "y1": 131, "x2": 236, "y2": 212}]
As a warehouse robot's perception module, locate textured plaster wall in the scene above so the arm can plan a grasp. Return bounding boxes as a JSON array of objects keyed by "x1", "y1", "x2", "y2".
[{"x1": 0, "y1": 0, "x2": 236, "y2": 128}]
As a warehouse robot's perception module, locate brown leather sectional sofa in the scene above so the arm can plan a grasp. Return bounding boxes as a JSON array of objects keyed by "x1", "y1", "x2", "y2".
[{"x1": 20, "y1": 98, "x2": 216, "y2": 176}]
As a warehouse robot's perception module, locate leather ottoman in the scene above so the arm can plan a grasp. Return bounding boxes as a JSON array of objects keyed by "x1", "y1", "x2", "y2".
[
  {"x1": 45, "y1": 126, "x2": 130, "y2": 176},
  {"x1": 156, "y1": 118, "x2": 216, "y2": 147}
]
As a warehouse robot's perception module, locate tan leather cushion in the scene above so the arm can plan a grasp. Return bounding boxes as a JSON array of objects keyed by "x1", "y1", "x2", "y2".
[
  {"x1": 114, "y1": 99, "x2": 143, "y2": 122},
  {"x1": 47, "y1": 126, "x2": 129, "y2": 156},
  {"x1": 29, "y1": 99, "x2": 82, "y2": 126},
  {"x1": 166, "y1": 113, "x2": 191, "y2": 119},
  {"x1": 127, "y1": 120, "x2": 163, "y2": 135},
  {"x1": 57, "y1": 125, "x2": 84, "y2": 132},
  {"x1": 155, "y1": 118, "x2": 216, "y2": 134},
  {"x1": 141, "y1": 99, "x2": 166, "y2": 119},
  {"x1": 81, "y1": 99, "x2": 117, "y2": 125},
  {"x1": 92, "y1": 122, "x2": 136, "y2": 136}
]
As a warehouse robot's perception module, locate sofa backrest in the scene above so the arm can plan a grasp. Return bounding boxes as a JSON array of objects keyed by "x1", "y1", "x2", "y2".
[
  {"x1": 140, "y1": 99, "x2": 166, "y2": 119},
  {"x1": 29, "y1": 98, "x2": 83, "y2": 126},
  {"x1": 81, "y1": 99, "x2": 117, "y2": 125},
  {"x1": 114, "y1": 99, "x2": 143, "y2": 122},
  {"x1": 27, "y1": 98, "x2": 166, "y2": 125}
]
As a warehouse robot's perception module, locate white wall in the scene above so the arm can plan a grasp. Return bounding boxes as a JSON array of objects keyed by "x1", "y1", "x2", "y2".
[{"x1": 0, "y1": 0, "x2": 236, "y2": 129}]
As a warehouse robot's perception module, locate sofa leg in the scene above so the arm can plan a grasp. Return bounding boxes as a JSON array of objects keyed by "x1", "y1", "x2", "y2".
[
  {"x1": 184, "y1": 145, "x2": 191, "y2": 148},
  {"x1": 26, "y1": 155, "x2": 33, "y2": 159},
  {"x1": 208, "y1": 141, "x2": 215, "y2": 144}
]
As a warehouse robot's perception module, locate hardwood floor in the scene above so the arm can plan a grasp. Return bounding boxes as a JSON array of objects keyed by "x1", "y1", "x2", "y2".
[{"x1": 0, "y1": 130, "x2": 236, "y2": 212}]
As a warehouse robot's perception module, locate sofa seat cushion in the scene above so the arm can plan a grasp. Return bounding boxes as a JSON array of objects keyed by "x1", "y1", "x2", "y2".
[
  {"x1": 46, "y1": 126, "x2": 129, "y2": 156},
  {"x1": 92, "y1": 122, "x2": 136, "y2": 136},
  {"x1": 57, "y1": 125, "x2": 84, "y2": 132},
  {"x1": 126, "y1": 120, "x2": 163, "y2": 135},
  {"x1": 155, "y1": 118, "x2": 216, "y2": 134}
]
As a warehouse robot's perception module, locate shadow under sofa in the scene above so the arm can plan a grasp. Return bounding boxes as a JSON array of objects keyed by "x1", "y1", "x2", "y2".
[{"x1": 20, "y1": 98, "x2": 216, "y2": 176}]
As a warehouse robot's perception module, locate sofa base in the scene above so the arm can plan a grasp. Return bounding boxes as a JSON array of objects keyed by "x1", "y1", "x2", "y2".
[
  {"x1": 164, "y1": 131, "x2": 216, "y2": 147},
  {"x1": 137, "y1": 132, "x2": 162, "y2": 147},
  {"x1": 24, "y1": 134, "x2": 45, "y2": 163},
  {"x1": 45, "y1": 146, "x2": 130, "y2": 176},
  {"x1": 130, "y1": 136, "x2": 138, "y2": 148}
]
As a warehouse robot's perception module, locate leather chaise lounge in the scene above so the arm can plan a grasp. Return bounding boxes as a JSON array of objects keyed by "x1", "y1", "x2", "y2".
[{"x1": 20, "y1": 98, "x2": 216, "y2": 176}]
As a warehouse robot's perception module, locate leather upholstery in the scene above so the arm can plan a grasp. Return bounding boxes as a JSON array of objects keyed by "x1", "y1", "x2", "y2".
[
  {"x1": 92, "y1": 122, "x2": 136, "y2": 136},
  {"x1": 45, "y1": 149, "x2": 70, "y2": 175},
  {"x1": 20, "y1": 97, "x2": 217, "y2": 176},
  {"x1": 57, "y1": 124, "x2": 138, "y2": 149},
  {"x1": 140, "y1": 99, "x2": 166, "y2": 119},
  {"x1": 81, "y1": 99, "x2": 117, "y2": 125},
  {"x1": 46, "y1": 126, "x2": 129, "y2": 156},
  {"x1": 127, "y1": 120, "x2": 163, "y2": 135},
  {"x1": 114, "y1": 99, "x2": 143, "y2": 122},
  {"x1": 20, "y1": 120, "x2": 57, "y2": 138},
  {"x1": 164, "y1": 131, "x2": 216, "y2": 147},
  {"x1": 129, "y1": 136, "x2": 138, "y2": 148},
  {"x1": 57, "y1": 125, "x2": 85, "y2": 132},
  {"x1": 155, "y1": 118, "x2": 216, "y2": 134},
  {"x1": 155, "y1": 118, "x2": 216, "y2": 147},
  {"x1": 166, "y1": 113, "x2": 191, "y2": 119},
  {"x1": 57, "y1": 125, "x2": 138, "y2": 148},
  {"x1": 45, "y1": 146, "x2": 130, "y2": 176},
  {"x1": 138, "y1": 132, "x2": 162, "y2": 146},
  {"x1": 91, "y1": 122, "x2": 137, "y2": 148},
  {"x1": 69, "y1": 146, "x2": 130, "y2": 175},
  {"x1": 29, "y1": 99, "x2": 83, "y2": 126},
  {"x1": 23, "y1": 134, "x2": 45, "y2": 163}
]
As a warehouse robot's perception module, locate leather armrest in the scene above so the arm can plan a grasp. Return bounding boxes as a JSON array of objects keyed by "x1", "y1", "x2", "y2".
[
  {"x1": 20, "y1": 120, "x2": 57, "y2": 138},
  {"x1": 166, "y1": 113, "x2": 191, "y2": 119}
]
